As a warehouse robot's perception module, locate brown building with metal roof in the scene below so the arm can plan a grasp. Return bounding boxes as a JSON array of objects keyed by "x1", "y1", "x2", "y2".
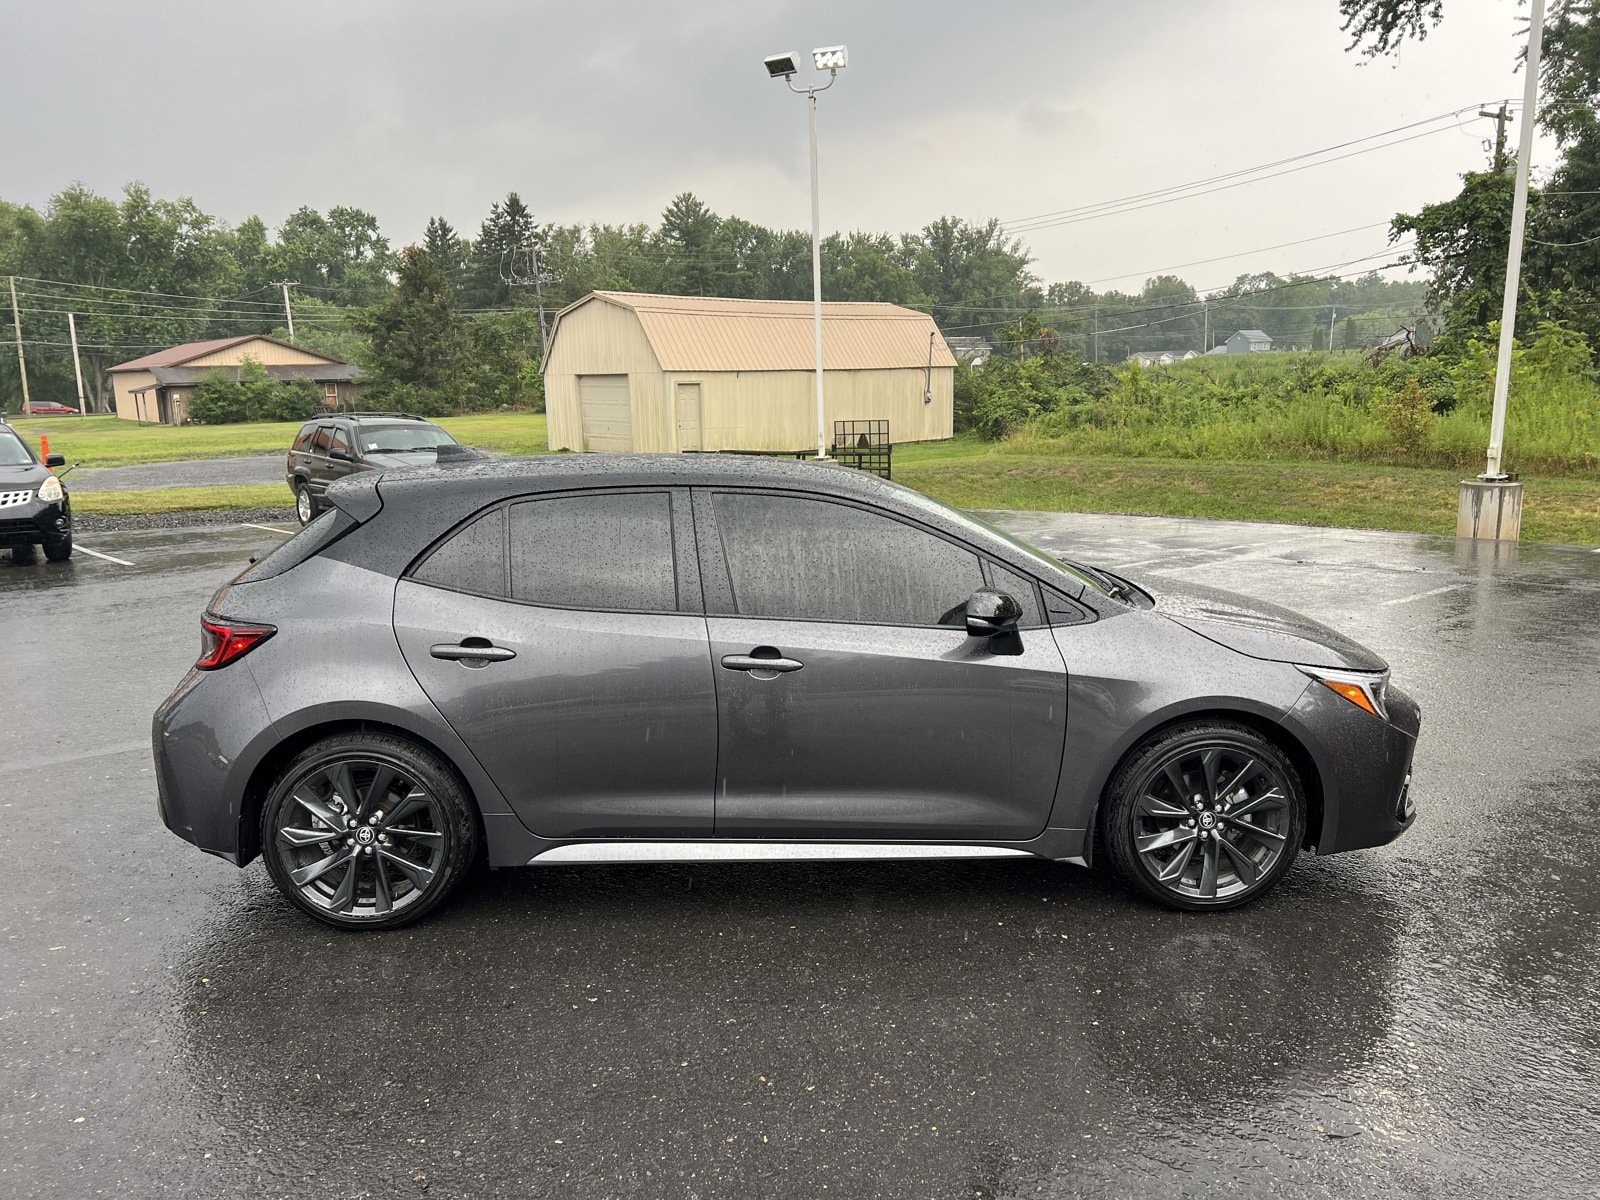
[
  {"x1": 108, "y1": 335, "x2": 361, "y2": 425},
  {"x1": 542, "y1": 292, "x2": 955, "y2": 453}
]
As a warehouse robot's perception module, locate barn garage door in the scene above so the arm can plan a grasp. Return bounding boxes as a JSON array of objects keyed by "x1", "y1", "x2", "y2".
[{"x1": 579, "y1": 375, "x2": 633, "y2": 452}]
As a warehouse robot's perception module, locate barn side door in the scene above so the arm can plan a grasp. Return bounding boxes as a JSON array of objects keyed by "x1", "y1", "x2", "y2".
[{"x1": 675, "y1": 382, "x2": 703, "y2": 452}]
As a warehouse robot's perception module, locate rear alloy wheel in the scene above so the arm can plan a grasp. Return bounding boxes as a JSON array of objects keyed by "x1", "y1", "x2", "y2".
[
  {"x1": 1104, "y1": 721, "x2": 1305, "y2": 911},
  {"x1": 261, "y1": 734, "x2": 480, "y2": 930},
  {"x1": 294, "y1": 483, "x2": 316, "y2": 526}
]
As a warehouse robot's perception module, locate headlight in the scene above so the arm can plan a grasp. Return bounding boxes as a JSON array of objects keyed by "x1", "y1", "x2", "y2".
[
  {"x1": 1297, "y1": 665, "x2": 1389, "y2": 719},
  {"x1": 36, "y1": 475, "x2": 63, "y2": 504}
]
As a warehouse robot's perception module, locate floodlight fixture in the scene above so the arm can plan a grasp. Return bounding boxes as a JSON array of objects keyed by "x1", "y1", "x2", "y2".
[
  {"x1": 764, "y1": 51, "x2": 800, "y2": 78},
  {"x1": 812, "y1": 45, "x2": 848, "y2": 72}
]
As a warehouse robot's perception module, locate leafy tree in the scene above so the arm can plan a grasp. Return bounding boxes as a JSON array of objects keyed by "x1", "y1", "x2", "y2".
[{"x1": 358, "y1": 246, "x2": 466, "y2": 408}]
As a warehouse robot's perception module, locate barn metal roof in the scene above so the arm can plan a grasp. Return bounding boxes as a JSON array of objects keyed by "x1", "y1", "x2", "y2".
[{"x1": 549, "y1": 291, "x2": 958, "y2": 373}]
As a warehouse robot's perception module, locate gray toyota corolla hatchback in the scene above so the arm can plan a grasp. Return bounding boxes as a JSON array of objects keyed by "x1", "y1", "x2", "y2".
[{"x1": 154, "y1": 455, "x2": 1419, "y2": 929}]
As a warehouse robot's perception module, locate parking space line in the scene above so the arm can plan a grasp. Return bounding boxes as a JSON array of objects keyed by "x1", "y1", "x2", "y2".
[
  {"x1": 73, "y1": 545, "x2": 135, "y2": 567},
  {"x1": 240, "y1": 522, "x2": 295, "y2": 535},
  {"x1": 1379, "y1": 583, "x2": 1458, "y2": 607}
]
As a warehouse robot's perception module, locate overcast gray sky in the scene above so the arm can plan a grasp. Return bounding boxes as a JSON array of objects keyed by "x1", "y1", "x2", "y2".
[{"x1": 1, "y1": 0, "x2": 1541, "y2": 290}]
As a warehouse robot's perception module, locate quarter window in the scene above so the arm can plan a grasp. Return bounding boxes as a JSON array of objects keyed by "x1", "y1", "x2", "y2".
[
  {"x1": 509, "y1": 492, "x2": 677, "y2": 612},
  {"x1": 985, "y1": 561, "x2": 1043, "y2": 626},
  {"x1": 712, "y1": 493, "x2": 984, "y2": 627},
  {"x1": 413, "y1": 508, "x2": 506, "y2": 597}
]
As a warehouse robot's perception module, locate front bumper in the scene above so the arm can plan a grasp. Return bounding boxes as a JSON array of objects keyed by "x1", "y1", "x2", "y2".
[
  {"x1": 0, "y1": 495, "x2": 70, "y2": 547},
  {"x1": 1283, "y1": 680, "x2": 1421, "y2": 855}
]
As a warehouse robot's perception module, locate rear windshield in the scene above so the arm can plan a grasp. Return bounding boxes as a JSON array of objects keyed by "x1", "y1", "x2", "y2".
[
  {"x1": 234, "y1": 509, "x2": 356, "y2": 582},
  {"x1": 359, "y1": 424, "x2": 457, "y2": 453}
]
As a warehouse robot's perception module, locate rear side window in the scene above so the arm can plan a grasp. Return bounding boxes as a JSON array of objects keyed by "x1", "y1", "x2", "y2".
[
  {"x1": 712, "y1": 493, "x2": 984, "y2": 627},
  {"x1": 509, "y1": 492, "x2": 676, "y2": 612},
  {"x1": 413, "y1": 509, "x2": 506, "y2": 597},
  {"x1": 310, "y1": 426, "x2": 333, "y2": 453}
]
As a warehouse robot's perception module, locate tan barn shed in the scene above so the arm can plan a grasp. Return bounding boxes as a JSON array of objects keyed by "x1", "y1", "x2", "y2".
[
  {"x1": 542, "y1": 292, "x2": 956, "y2": 453},
  {"x1": 108, "y1": 335, "x2": 361, "y2": 425}
]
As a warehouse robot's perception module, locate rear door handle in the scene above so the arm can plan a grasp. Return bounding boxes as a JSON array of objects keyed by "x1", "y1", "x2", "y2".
[
  {"x1": 430, "y1": 641, "x2": 517, "y2": 665},
  {"x1": 720, "y1": 653, "x2": 804, "y2": 674}
]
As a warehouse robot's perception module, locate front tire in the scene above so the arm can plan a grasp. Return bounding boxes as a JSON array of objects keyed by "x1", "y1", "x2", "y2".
[
  {"x1": 260, "y1": 733, "x2": 480, "y2": 930},
  {"x1": 293, "y1": 482, "x2": 316, "y2": 525},
  {"x1": 1103, "y1": 721, "x2": 1305, "y2": 912},
  {"x1": 43, "y1": 533, "x2": 72, "y2": 562}
]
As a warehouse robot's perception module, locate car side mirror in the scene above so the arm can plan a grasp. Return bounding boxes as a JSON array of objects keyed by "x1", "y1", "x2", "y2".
[
  {"x1": 329, "y1": 448, "x2": 353, "y2": 462},
  {"x1": 44, "y1": 452, "x2": 65, "y2": 468},
  {"x1": 965, "y1": 588, "x2": 1022, "y2": 638}
]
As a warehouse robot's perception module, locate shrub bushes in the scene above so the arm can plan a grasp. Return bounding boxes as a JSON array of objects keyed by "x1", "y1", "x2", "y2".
[{"x1": 187, "y1": 359, "x2": 321, "y2": 425}]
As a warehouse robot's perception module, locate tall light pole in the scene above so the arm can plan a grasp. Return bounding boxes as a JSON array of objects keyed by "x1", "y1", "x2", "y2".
[
  {"x1": 1460, "y1": 0, "x2": 1545, "y2": 541},
  {"x1": 765, "y1": 45, "x2": 848, "y2": 461}
]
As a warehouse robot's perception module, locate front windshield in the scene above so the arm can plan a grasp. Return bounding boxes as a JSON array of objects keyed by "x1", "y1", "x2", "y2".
[
  {"x1": 0, "y1": 430, "x2": 36, "y2": 466},
  {"x1": 359, "y1": 425, "x2": 457, "y2": 453},
  {"x1": 891, "y1": 485, "x2": 1111, "y2": 597}
]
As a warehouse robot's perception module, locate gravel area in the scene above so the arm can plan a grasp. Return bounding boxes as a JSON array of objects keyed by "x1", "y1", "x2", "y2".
[{"x1": 73, "y1": 506, "x2": 297, "y2": 534}]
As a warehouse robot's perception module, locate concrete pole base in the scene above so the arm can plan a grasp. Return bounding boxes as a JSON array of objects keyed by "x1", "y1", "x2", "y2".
[{"x1": 1457, "y1": 479, "x2": 1524, "y2": 541}]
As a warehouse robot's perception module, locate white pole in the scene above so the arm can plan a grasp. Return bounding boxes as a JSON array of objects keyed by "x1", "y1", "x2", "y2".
[
  {"x1": 808, "y1": 89, "x2": 828, "y2": 460},
  {"x1": 68, "y1": 312, "x2": 87, "y2": 414},
  {"x1": 277, "y1": 280, "x2": 298, "y2": 343},
  {"x1": 8, "y1": 276, "x2": 31, "y2": 416},
  {"x1": 1485, "y1": 0, "x2": 1546, "y2": 479}
]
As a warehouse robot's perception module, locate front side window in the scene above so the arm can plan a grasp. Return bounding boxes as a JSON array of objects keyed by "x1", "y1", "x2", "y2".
[
  {"x1": 509, "y1": 492, "x2": 677, "y2": 612},
  {"x1": 329, "y1": 427, "x2": 353, "y2": 456},
  {"x1": 712, "y1": 493, "x2": 984, "y2": 627}
]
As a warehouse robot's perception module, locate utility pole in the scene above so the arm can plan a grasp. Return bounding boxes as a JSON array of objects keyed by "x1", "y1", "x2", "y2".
[
  {"x1": 1461, "y1": 0, "x2": 1545, "y2": 541},
  {"x1": 530, "y1": 246, "x2": 550, "y2": 360},
  {"x1": 68, "y1": 312, "x2": 87, "y2": 415},
  {"x1": 1202, "y1": 301, "x2": 1209, "y2": 353},
  {"x1": 1328, "y1": 306, "x2": 1337, "y2": 354},
  {"x1": 274, "y1": 280, "x2": 298, "y2": 342},
  {"x1": 1092, "y1": 301, "x2": 1099, "y2": 363},
  {"x1": 8, "y1": 276, "x2": 31, "y2": 416},
  {"x1": 1479, "y1": 102, "x2": 1513, "y2": 174}
]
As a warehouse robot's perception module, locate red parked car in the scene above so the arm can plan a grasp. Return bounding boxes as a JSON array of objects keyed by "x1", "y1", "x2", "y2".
[{"x1": 23, "y1": 401, "x2": 77, "y2": 416}]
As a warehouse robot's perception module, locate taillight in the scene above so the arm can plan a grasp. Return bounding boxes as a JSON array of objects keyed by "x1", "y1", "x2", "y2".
[{"x1": 197, "y1": 616, "x2": 276, "y2": 670}]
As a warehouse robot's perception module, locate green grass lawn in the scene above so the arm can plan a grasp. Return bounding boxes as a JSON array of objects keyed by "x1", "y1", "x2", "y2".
[
  {"x1": 40, "y1": 417, "x2": 1600, "y2": 544},
  {"x1": 10, "y1": 412, "x2": 551, "y2": 468}
]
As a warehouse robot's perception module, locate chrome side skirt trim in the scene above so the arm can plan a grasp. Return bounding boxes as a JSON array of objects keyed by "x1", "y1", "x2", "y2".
[{"x1": 528, "y1": 841, "x2": 1035, "y2": 866}]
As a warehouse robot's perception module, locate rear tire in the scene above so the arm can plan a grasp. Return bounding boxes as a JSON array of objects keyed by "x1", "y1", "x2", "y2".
[
  {"x1": 294, "y1": 482, "x2": 316, "y2": 526},
  {"x1": 1103, "y1": 720, "x2": 1305, "y2": 912},
  {"x1": 260, "y1": 733, "x2": 480, "y2": 930}
]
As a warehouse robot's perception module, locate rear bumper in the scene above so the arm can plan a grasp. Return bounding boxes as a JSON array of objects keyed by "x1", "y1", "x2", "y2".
[
  {"x1": 1284, "y1": 681, "x2": 1421, "y2": 854},
  {"x1": 153, "y1": 664, "x2": 278, "y2": 865}
]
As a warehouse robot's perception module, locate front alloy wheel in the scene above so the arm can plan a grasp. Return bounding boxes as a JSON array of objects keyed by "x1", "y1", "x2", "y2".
[
  {"x1": 1104, "y1": 722, "x2": 1305, "y2": 911},
  {"x1": 261, "y1": 734, "x2": 479, "y2": 929}
]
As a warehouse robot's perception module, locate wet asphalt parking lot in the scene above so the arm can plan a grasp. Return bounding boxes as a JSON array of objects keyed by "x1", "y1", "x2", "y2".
[{"x1": 2, "y1": 511, "x2": 1598, "y2": 1199}]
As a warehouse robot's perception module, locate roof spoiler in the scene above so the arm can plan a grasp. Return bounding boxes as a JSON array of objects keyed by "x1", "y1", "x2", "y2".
[{"x1": 324, "y1": 474, "x2": 384, "y2": 523}]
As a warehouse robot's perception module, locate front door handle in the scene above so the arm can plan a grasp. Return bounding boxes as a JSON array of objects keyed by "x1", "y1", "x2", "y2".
[
  {"x1": 720, "y1": 653, "x2": 804, "y2": 674},
  {"x1": 430, "y1": 640, "x2": 517, "y2": 665}
]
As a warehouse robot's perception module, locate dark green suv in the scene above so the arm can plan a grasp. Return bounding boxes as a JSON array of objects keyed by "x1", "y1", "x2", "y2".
[{"x1": 285, "y1": 412, "x2": 470, "y2": 524}]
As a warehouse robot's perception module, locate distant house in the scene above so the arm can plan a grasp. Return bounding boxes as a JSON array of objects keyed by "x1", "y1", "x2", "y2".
[
  {"x1": 945, "y1": 336, "x2": 994, "y2": 368},
  {"x1": 1127, "y1": 349, "x2": 1199, "y2": 367},
  {"x1": 108, "y1": 335, "x2": 362, "y2": 425},
  {"x1": 1224, "y1": 329, "x2": 1273, "y2": 355}
]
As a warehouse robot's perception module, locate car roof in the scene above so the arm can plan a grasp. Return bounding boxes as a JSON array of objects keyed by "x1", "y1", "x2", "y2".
[{"x1": 325, "y1": 453, "x2": 909, "y2": 524}]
